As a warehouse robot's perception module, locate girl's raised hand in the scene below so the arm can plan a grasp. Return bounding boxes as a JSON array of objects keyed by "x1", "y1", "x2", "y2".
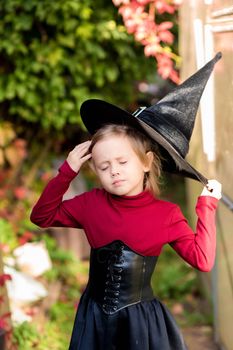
[
  {"x1": 66, "y1": 141, "x2": 92, "y2": 173},
  {"x1": 201, "y1": 179, "x2": 222, "y2": 200}
]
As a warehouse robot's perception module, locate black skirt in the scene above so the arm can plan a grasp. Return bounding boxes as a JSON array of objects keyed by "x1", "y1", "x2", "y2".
[{"x1": 68, "y1": 241, "x2": 187, "y2": 350}]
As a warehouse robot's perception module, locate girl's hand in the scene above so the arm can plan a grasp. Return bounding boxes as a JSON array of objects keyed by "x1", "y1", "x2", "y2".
[
  {"x1": 201, "y1": 179, "x2": 222, "y2": 200},
  {"x1": 66, "y1": 141, "x2": 92, "y2": 172}
]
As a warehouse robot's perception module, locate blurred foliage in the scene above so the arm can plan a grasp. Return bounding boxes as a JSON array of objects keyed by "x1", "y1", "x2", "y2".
[
  {"x1": 12, "y1": 316, "x2": 73, "y2": 350},
  {"x1": 0, "y1": 2, "x2": 181, "y2": 348},
  {"x1": 42, "y1": 233, "x2": 88, "y2": 290},
  {"x1": 12, "y1": 322, "x2": 40, "y2": 350},
  {"x1": 152, "y1": 245, "x2": 198, "y2": 301},
  {"x1": 0, "y1": 219, "x2": 18, "y2": 251},
  {"x1": 0, "y1": 0, "x2": 156, "y2": 132},
  {"x1": 10, "y1": 234, "x2": 89, "y2": 350}
]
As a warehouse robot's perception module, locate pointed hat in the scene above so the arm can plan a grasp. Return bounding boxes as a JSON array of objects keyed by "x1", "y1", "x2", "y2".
[{"x1": 80, "y1": 52, "x2": 222, "y2": 184}]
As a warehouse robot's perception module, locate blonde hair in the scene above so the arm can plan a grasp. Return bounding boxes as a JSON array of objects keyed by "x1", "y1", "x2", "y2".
[{"x1": 89, "y1": 124, "x2": 162, "y2": 197}]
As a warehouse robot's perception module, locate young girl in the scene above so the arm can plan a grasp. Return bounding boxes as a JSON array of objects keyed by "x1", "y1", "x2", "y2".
[{"x1": 30, "y1": 53, "x2": 222, "y2": 349}]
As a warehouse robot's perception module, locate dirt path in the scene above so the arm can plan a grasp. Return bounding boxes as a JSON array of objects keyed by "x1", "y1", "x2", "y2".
[{"x1": 182, "y1": 326, "x2": 219, "y2": 350}]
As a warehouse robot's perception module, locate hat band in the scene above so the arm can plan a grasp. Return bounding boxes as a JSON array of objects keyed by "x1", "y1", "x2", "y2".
[{"x1": 138, "y1": 111, "x2": 189, "y2": 158}]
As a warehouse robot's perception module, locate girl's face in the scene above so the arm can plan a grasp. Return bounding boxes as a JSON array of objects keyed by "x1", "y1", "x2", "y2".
[{"x1": 91, "y1": 134, "x2": 151, "y2": 196}]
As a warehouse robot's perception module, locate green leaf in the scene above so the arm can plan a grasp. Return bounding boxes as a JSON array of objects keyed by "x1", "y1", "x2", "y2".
[
  {"x1": 105, "y1": 66, "x2": 119, "y2": 82},
  {"x1": 0, "y1": 0, "x2": 165, "y2": 131}
]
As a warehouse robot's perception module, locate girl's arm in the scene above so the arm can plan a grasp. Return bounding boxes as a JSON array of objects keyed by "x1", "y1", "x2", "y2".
[
  {"x1": 168, "y1": 180, "x2": 222, "y2": 272},
  {"x1": 30, "y1": 141, "x2": 91, "y2": 228}
]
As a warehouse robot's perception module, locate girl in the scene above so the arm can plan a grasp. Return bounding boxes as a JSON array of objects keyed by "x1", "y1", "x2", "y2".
[{"x1": 30, "y1": 53, "x2": 222, "y2": 349}]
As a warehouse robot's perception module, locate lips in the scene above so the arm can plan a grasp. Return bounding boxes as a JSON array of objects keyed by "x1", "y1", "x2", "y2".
[{"x1": 112, "y1": 179, "x2": 125, "y2": 186}]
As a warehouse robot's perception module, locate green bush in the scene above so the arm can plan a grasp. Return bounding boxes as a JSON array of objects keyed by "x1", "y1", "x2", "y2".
[
  {"x1": 0, "y1": 218, "x2": 18, "y2": 250},
  {"x1": 152, "y1": 245, "x2": 198, "y2": 301},
  {"x1": 0, "y1": 0, "x2": 155, "y2": 131},
  {"x1": 13, "y1": 322, "x2": 40, "y2": 350}
]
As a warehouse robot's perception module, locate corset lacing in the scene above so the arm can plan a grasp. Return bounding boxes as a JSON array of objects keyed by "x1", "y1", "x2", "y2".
[
  {"x1": 103, "y1": 243, "x2": 124, "y2": 313},
  {"x1": 87, "y1": 240, "x2": 158, "y2": 315}
]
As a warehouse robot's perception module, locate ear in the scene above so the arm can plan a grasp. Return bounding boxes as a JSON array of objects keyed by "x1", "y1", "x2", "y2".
[{"x1": 143, "y1": 151, "x2": 154, "y2": 172}]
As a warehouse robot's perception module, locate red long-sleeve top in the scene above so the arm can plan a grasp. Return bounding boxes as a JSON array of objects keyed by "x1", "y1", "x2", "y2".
[{"x1": 30, "y1": 161, "x2": 218, "y2": 272}]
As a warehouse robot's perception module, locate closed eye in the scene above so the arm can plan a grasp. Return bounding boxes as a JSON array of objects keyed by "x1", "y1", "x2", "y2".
[
  {"x1": 119, "y1": 161, "x2": 127, "y2": 165},
  {"x1": 100, "y1": 166, "x2": 108, "y2": 171}
]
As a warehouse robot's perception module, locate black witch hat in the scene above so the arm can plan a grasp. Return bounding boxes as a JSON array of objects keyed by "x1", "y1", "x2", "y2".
[{"x1": 80, "y1": 52, "x2": 222, "y2": 184}]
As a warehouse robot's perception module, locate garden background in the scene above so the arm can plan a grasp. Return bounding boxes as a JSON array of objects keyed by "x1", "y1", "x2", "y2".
[{"x1": 0, "y1": 1, "x2": 220, "y2": 349}]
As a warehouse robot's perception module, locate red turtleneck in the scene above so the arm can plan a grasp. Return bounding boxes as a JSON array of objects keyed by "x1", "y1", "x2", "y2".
[{"x1": 30, "y1": 161, "x2": 218, "y2": 272}]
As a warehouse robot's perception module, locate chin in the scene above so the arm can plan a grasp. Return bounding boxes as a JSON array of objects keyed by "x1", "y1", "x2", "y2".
[
  {"x1": 112, "y1": 188, "x2": 141, "y2": 197},
  {"x1": 107, "y1": 187, "x2": 129, "y2": 196},
  {"x1": 111, "y1": 190, "x2": 127, "y2": 196}
]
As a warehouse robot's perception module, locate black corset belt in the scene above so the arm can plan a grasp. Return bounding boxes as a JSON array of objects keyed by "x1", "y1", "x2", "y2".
[{"x1": 87, "y1": 240, "x2": 158, "y2": 315}]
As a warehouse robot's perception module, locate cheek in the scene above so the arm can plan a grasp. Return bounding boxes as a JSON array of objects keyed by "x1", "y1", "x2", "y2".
[
  {"x1": 133, "y1": 161, "x2": 147, "y2": 174},
  {"x1": 97, "y1": 171, "x2": 108, "y2": 183}
]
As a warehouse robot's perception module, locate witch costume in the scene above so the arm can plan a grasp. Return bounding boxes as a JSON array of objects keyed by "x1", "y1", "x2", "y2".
[{"x1": 30, "y1": 53, "x2": 221, "y2": 350}]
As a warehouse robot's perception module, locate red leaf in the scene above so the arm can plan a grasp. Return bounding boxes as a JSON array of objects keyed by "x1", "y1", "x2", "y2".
[
  {"x1": 13, "y1": 138, "x2": 27, "y2": 159},
  {"x1": 158, "y1": 30, "x2": 174, "y2": 44},
  {"x1": 74, "y1": 301, "x2": 80, "y2": 310},
  {"x1": 136, "y1": 0, "x2": 152, "y2": 4},
  {"x1": 112, "y1": 0, "x2": 180, "y2": 84},
  {"x1": 112, "y1": 0, "x2": 128, "y2": 5},
  {"x1": 169, "y1": 69, "x2": 180, "y2": 84},
  {"x1": 13, "y1": 186, "x2": 27, "y2": 200},
  {"x1": 41, "y1": 171, "x2": 53, "y2": 183},
  {"x1": 0, "y1": 274, "x2": 12, "y2": 286},
  {"x1": 157, "y1": 54, "x2": 180, "y2": 83},
  {"x1": 0, "y1": 243, "x2": 10, "y2": 253},
  {"x1": 155, "y1": 1, "x2": 176, "y2": 14},
  {"x1": 18, "y1": 231, "x2": 34, "y2": 245},
  {"x1": 144, "y1": 42, "x2": 160, "y2": 56},
  {"x1": 0, "y1": 319, "x2": 8, "y2": 330},
  {"x1": 0, "y1": 189, "x2": 6, "y2": 198},
  {"x1": 0, "y1": 312, "x2": 11, "y2": 330},
  {"x1": 158, "y1": 21, "x2": 173, "y2": 31}
]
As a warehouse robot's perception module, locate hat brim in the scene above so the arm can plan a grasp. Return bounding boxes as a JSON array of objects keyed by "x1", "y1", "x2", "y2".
[{"x1": 80, "y1": 99, "x2": 208, "y2": 184}]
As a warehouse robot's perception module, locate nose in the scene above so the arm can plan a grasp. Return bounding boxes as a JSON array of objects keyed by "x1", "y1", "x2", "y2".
[{"x1": 110, "y1": 165, "x2": 120, "y2": 177}]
